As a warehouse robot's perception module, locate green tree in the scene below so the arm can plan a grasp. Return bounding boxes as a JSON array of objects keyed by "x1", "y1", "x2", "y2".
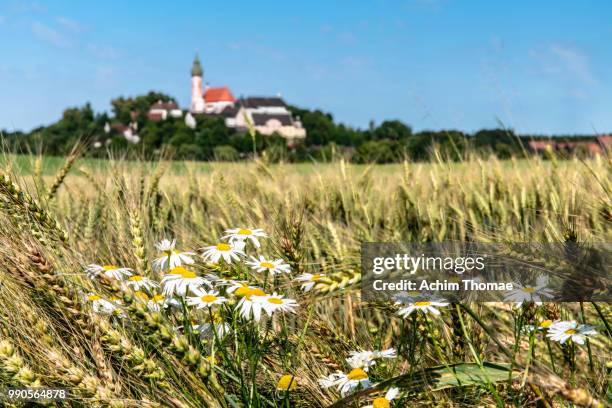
[
  {"x1": 372, "y1": 120, "x2": 412, "y2": 141},
  {"x1": 111, "y1": 91, "x2": 176, "y2": 124}
]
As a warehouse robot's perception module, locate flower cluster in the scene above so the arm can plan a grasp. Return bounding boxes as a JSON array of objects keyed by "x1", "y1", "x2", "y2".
[
  {"x1": 523, "y1": 319, "x2": 597, "y2": 346},
  {"x1": 319, "y1": 348, "x2": 396, "y2": 396},
  {"x1": 83, "y1": 228, "x2": 301, "y2": 330}
]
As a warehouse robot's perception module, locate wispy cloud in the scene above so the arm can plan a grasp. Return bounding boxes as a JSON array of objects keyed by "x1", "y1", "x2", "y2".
[
  {"x1": 549, "y1": 44, "x2": 596, "y2": 85},
  {"x1": 337, "y1": 31, "x2": 356, "y2": 45},
  {"x1": 87, "y1": 43, "x2": 120, "y2": 60},
  {"x1": 93, "y1": 65, "x2": 118, "y2": 89},
  {"x1": 531, "y1": 44, "x2": 597, "y2": 85},
  {"x1": 57, "y1": 16, "x2": 84, "y2": 33},
  {"x1": 528, "y1": 43, "x2": 597, "y2": 102},
  {"x1": 31, "y1": 21, "x2": 70, "y2": 47},
  {"x1": 10, "y1": 1, "x2": 46, "y2": 14},
  {"x1": 320, "y1": 24, "x2": 333, "y2": 34},
  {"x1": 226, "y1": 42, "x2": 241, "y2": 51}
]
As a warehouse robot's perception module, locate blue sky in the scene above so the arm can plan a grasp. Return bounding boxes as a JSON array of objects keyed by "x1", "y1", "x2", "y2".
[{"x1": 1, "y1": 0, "x2": 611, "y2": 134}]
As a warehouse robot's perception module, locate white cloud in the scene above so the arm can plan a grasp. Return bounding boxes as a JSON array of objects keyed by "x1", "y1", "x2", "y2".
[
  {"x1": 87, "y1": 43, "x2": 120, "y2": 60},
  {"x1": 528, "y1": 43, "x2": 598, "y2": 102},
  {"x1": 226, "y1": 42, "x2": 241, "y2": 51},
  {"x1": 320, "y1": 24, "x2": 333, "y2": 33},
  {"x1": 11, "y1": 1, "x2": 46, "y2": 14},
  {"x1": 337, "y1": 31, "x2": 356, "y2": 44},
  {"x1": 31, "y1": 21, "x2": 70, "y2": 47},
  {"x1": 531, "y1": 44, "x2": 597, "y2": 85},
  {"x1": 549, "y1": 44, "x2": 596, "y2": 85},
  {"x1": 57, "y1": 16, "x2": 84, "y2": 33}
]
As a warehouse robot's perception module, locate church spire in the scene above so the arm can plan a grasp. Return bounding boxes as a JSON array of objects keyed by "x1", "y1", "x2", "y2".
[{"x1": 191, "y1": 54, "x2": 203, "y2": 77}]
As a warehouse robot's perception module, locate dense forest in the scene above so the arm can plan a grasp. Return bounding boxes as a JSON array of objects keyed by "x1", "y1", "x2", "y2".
[{"x1": 0, "y1": 91, "x2": 601, "y2": 163}]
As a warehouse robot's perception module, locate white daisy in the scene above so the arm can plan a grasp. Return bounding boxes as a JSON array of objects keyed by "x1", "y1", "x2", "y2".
[
  {"x1": 87, "y1": 294, "x2": 117, "y2": 315},
  {"x1": 257, "y1": 293, "x2": 299, "y2": 317},
  {"x1": 363, "y1": 387, "x2": 400, "y2": 408},
  {"x1": 246, "y1": 255, "x2": 291, "y2": 275},
  {"x1": 538, "y1": 319, "x2": 556, "y2": 330},
  {"x1": 152, "y1": 239, "x2": 196, "y2": 272},
  {"x1": 222, "y1": 228, "x2": 267, "y2": 248},
  {"x1": 234, "y1": 286, "x2": 267, "y2": 321},
  {"x1": 226, "y1": 280, "x2": 250, "y2": 294},
  {"x1": 195, "y1": 322, "x2": 231, "y2": 339},
  {"x1": 108, "y1": 296, "x2": 123, "y2": 306},
  {"x1": 504, "y1": 275, "x2": 555, "y2": 306},
  {"x1": 186, "y1": 290, "x2": 228, "y2": 308},
  {"x1": 201, "y1": 243, "x2": 245, "y2": 264},
  {"x1": 125, "y1": 275, "x2": 159, "y2": 291},
  {"x1": 294, "y1": 273, "x2": 325, "y2": 292},
  {"x1": 392, "y1": 291, "x2": 423, "y2": 305},
  {"x1": 397, "y1": 299, "x2": 449, "y2": 318},
  {"x1": 86, "y1": 264, "x2": 132, "y2": 281},
  {"x1": 203, "y1": 273, "x2": 222, "y2": 284},
  {"x1": 346, "y1": 348, "x2": 396, "y2": 371},
  {"x1": 147, "y1": 294, "x2": 181, "y2": 311},
  {"x1": 161, "y1": 266, "x2": 212, "y2": 297},
  {"x1": 319, "y1": 367, "x2": 371, "y2": 397},
  {"x1": 546, "y1": 321, "x2": 597, "y2": 345},
  {"x1": 147, "y1": 294, "x2": 165, "y2": 312}
]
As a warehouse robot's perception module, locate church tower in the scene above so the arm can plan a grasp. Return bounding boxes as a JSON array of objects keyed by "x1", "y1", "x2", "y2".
[{"x1": 191, "y1": 55, "x2": 205, "y2": 113}]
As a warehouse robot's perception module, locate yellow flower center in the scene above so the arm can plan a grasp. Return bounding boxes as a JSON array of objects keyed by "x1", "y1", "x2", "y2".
[
  {"x1": 238, "y1": 229, "x2": 252, "y2": 235},
  {"x1": 102, "y1": 265, "x2": 117, "y2": 271},
  {"x1": 277, "y1": 374, "x2": 297, "y2": 391},
  {"x1": 88, "y1": 295, "x2": 101, "y2": 301},
  {"x1": 129, "y1": 275, "x2": 143, "y2": 281},
  {"x1": 216, "y1": 243, "x2": 232, "y2": 251},
  {"x1": 523, "y1": 287, "x2": 536, "y2": 293},
  {"x1": 247, "y1": 288, "x2": 266, "y2": 299},
  {"x1": 347, "y1": 368, "x2": 368, "y2": 381},
  {"x1": 540, "y1": 320, "x2": 552, "y2": 328},
  {"x1": 170, "y1": 266, "x2": 197, "y2": 279},
  {"x1": 260, "y1": 262, "x2": 275, "y2": 269},
  {"x1": 152, "y1": 294, "x2": 165, "y2": 302},
  {"x1": 268, "y1": 297, "x2": 283, "y2": 305},
  {"x1": 201, "y1": 294, "x2": 218, "y2": 303},
  {"x1": 373, "y1": 397, "x2": 390, "y2": 408},
  {"x1": 415, "y1": 301, "x2": 432, "y2": 307},
  {"x1": 234, "y1": 286, "x2": 250, "y2": 296},
  {"x1": 235, "y1": 287, "x2": 266, "y2": 298},
  {"x1": 565, "y1": 329, "x2": 577, "y2": 335},
  {"x1": 311, "y1": 274, "x2": 322, "y2": 281}
]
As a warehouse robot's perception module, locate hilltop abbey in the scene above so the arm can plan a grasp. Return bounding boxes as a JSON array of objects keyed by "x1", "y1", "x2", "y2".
[{"x1": 188, "y1": 55, "x2": 306, "y2": 144}]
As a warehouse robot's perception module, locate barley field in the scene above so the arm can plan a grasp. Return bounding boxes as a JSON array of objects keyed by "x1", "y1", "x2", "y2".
[{"x1": 0, "y1": 151, "x2": 610, "y2": 407}]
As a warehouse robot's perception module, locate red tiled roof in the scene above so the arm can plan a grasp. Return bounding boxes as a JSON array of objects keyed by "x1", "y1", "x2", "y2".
[
  {"x1": 204, "y1": 86, "x2": 235, "y2": 103},
  {"x1": 585, "y1": 143, "x2": 603, "y2": 154},
  {"x1": 597, "y1": 134, "x2": 612, "y2": 149},
  {"x1": 110, "y1": 123, "x2": 128, "y2": 132},
  {"x1": 148, "y1": 112, "x2": 164, "y2": 121}
]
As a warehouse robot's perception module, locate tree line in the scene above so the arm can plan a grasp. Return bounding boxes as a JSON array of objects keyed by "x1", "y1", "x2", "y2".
[{"x1": 1, "y1": 91, "x2": 599, "y2": 163}]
